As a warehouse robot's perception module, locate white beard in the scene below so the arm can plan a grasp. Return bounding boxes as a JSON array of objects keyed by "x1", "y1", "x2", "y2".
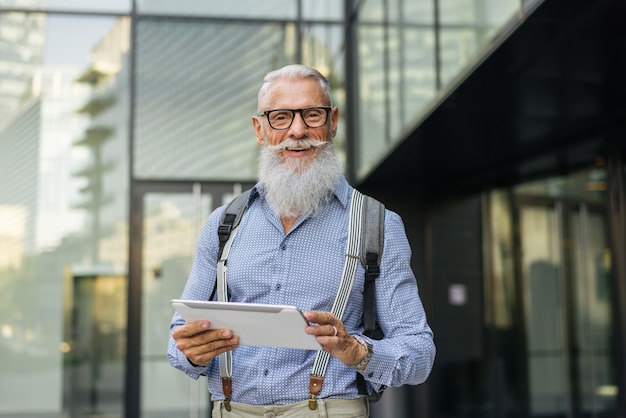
[{"x1": 258, "y1": 138, "x2": 343, "y2": 218}]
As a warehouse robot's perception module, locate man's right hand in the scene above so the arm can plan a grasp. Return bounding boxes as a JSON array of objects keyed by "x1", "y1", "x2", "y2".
[{"x1": 172, "y1": 321, "x2": 240, "y2": 366}]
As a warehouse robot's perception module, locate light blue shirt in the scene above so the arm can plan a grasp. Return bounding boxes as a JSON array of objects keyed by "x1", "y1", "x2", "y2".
[{"x1": 167, "y1": 176, "x2": 435, "y2": 405}]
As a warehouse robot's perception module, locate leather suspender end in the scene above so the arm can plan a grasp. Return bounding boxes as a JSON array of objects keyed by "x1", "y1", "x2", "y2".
[
  {"x1": 308, "y1": 375, "x2": 324, "y2": 410},
  {"x1": 221, "y1": 377, "x2": 232, "y2": 411}
]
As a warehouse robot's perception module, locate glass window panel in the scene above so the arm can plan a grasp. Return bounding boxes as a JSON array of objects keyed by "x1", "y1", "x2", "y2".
[
  {"x1": 142, "y1": 192, "x2": 212, "y2": 417},
  {"x1": 402, "y1": 28, "x2": 437, "y2": 122},
  {"x1": 400, "y1": 0, "x2": 434, "y2": 24},
  {"x1": 134, "y1": 20, "x2": 298, "y2": 181},
  {"x1": 571, "y1": 208, "x2": 617, "y2": 412},
  {"x1": 358, "y1": 0, "x2": 384, "y2": 21},
  {"x1": 302, "y1": 0, "x2": 343, "y2": 20},
  {"x1": 387, "y1": 27, "x2": 402, "y2": 141},
  {"x1": 0, "y1": 0, "x2": 130, "y2": 12},
  {"x1": 438, "y1": 28, "x2": 480, "y2": 87},
  {"x1": 439, "y1": 0, "x2": 519, "y2": 25},
  {"x1": 520, "y1": 205, "x2": 568, "y2": 414},
  {"x1": 355, "y1": 0, "x2": 436, "y2": 180},
  {"x1": 300, "y1": 23, "x2": 346, "y2": 165},
  {"x1": 514, "y1": 168, "x2": 607, "y2": 203},
  {"x1": 0, "y1": 13, "x2": 129, "y2": 417},
  {"x1": 137, "y1": 0, "x2": 296, "y2": 18},
  {"x1": 438, "y1": 0, "x2": 520, "y2": 88},
  {"x1": 487, "y1": 190, "x2": 528, "y2": 415},
  {"x1": 357, "y1": 24, "x2": 387, "y2": 178},
  {"x1": 356, "y1": 22, "x2": 436, "y2": 179},
  {"x1": 360, "y1": 0, "x2": 433, "y2": 24}
]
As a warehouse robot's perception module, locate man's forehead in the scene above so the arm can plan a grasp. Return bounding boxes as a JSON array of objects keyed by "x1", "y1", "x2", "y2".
[{"x1": 262, "y1": 78, "x2": 327, "y2": 107}]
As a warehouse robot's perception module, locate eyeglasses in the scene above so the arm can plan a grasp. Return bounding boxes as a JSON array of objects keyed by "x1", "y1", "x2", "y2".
[{"x1": 258, "y1": 106, "x2": 331, "y2": 130}]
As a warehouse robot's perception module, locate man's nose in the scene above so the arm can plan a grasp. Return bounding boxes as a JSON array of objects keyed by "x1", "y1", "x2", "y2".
[{"x1": 289, "y1": 111, "x2": 308, "y2": 133}]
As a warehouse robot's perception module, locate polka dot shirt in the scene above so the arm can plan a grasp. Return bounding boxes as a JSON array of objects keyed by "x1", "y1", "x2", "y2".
[{"x1": 167, "y1": 176, "x2": 435, "y2": 405}]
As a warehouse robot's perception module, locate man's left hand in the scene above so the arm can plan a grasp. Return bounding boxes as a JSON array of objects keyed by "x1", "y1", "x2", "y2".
[{"x1": 303, "y1": 310, "x2": 366, "y2": 368}]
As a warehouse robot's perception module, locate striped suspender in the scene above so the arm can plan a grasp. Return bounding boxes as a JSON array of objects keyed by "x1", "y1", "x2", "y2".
[
  {"x1": 308, "y1": 189, "x2": 365, "y2": 409},
  {"x1": 216, "y1": 224, "x2": 238, "y2": 411}
]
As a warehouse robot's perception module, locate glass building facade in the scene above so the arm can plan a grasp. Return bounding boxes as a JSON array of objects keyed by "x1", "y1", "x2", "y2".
[{"x1": 1, "y1": 0, "x2": 624, "y2": 417}]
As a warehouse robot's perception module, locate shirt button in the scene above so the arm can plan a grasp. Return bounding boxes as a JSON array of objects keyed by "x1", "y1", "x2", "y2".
[
  {"x1": 280, "y1": 244, "x2": 286, "y2": 250},
  {"x1": 264, "y1": 369, "x2": 269, "y2": 376},
  {"x1": 275, "y1": 283, "x2": 281, "y2": 291}
]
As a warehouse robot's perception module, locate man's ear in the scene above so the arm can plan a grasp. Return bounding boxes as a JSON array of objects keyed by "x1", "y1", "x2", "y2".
[
  {"x1": 330, "y1": 106, "x2": 339, "y2": 137},
  {"x1": 252, "y1": 116, "x2": 264, "y2": 145}
]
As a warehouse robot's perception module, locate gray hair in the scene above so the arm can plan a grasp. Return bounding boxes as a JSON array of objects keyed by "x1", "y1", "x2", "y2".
[{"x1": 257, "y1": 64, "x2": 331, "y2": 110}]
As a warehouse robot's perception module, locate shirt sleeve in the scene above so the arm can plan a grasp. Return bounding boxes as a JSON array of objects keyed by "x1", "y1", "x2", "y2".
[
  {"x1": 166, "y1": 206, "x2": 224, "y2": 379},
  {"x1": 358, "y1": 210, "x2": 436, "y2": 390}
]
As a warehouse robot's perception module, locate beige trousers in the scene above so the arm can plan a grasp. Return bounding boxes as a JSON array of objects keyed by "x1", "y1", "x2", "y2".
[{"x1": 212, "y1": 398, "x2": 368, "y2": 418}]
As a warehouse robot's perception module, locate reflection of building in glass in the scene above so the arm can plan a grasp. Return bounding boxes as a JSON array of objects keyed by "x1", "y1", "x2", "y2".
[
  {"x1": 0, "y1": 205, "x2": 27, "y2": 269},
  {"x1": 0, "y1": 67, "x2": 91, "y2": 263},
  {"x1": 0, "y1": 5, "x2": 46, "y2": 126},
  {"x1": 74, "y1": 17, "x2": 130, "y2": 268},
  {"x1": 0, "y1": 22, "x2": 98, "y2": 416},
  {"x1": 133, "y1": 20, "x2": 343, "y2": 181}
]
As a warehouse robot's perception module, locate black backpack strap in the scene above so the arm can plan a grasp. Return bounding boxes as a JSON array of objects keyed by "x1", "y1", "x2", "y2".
[
  {"x1": 360, "y1": 195, "x2": 385, "y2": 340},
  {"x1": 209, "y1": 189, "x2": 251, "y2": 301},
  {"x1": 356, "y1": 194, "x2": 385, "y2": 399},
  {"x1": 217, "y1": 190, "x2": 251, "y2": 258}
]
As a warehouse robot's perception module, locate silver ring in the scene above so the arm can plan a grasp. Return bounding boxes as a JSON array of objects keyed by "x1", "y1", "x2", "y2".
[{"x1": 332, "y1": 326, "x2": 338, "y2": 337}]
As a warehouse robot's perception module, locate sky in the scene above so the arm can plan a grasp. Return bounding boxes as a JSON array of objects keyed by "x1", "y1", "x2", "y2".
[{"x1": 45, "y1": 15, "x2": 119, "y2": 66}]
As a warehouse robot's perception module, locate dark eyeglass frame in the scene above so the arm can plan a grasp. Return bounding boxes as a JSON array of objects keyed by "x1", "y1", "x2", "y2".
[{"x1": 258, "y1": 106, "x2": 332, "y2": 130}]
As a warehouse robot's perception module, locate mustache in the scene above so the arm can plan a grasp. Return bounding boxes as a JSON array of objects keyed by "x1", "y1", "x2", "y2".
[{"x1": 267, "y1": 138, "x2": 328, "y2": 152}]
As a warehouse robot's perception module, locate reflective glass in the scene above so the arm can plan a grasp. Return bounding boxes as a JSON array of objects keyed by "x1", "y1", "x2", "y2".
[
  {"x1": 401, "y1": 28, "x2": 437, "y2": 120},
  {"x1": 359, "y1": 0, "x2": 433, "y2": 24},
  {"x1": 0, "y1": 13, "x2": 129, "y2": 417},
  {"x1": 571, "y1": 208, "x2": 617, "y2": 413},
  {"x1": 137, "y1": 0, "x2": 296, "y2": 18},
  {"x1": 356, "y1": 22, "x2": 436, "y2": 178},
  {"x1": 358, "y1": 0, "x2": 384, "y2": 21},
  {"x1": 401, "y1": 0, "x2": 434, "y2": 24},
  {"x1": 141, "y1": 192, "x2": 212, "y2": 417},
  {"x1": 302, "y1": 0, "x2": 343, "y2": 20},
  {"x1": 355, "y1": 0, "x2": 523, "y2": 179},
  {"x1": 506, "y1": 168, "x2": 618, "y2": 416},
  {"x1": 438, "y1": 28, "x2": 481, "y2": 87},
  {"x1": 134, "y1": 20, "x2": 345, "y2": 181},
  {"x1": 439, "y1": 0, "x2": 519, "y2": 25},
  {"x1": 0, "y1": 0, "x2": 130, "y2": 12},
  {"x1": 357, "y1": 25, "x2": 387, "y2": 178},
  {"x1": 438, "y1": 0, "x2": 519, "y2": 86},
  {"x1": 387, "y1": 27, "x2": 436, "y2": 141},
  {"x1": 356, "y1": 0, "x2": 437, "y2": 179}
]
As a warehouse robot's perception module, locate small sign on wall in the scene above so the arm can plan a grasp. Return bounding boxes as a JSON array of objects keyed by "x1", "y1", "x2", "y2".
[{"x1": 448, "y1": 284, "x2": 467, "y2": 306}]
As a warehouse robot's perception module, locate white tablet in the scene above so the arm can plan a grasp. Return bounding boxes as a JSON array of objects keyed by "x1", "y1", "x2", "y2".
[{"x1": 171, "y1": 299, "x2": 321, "y2": 350}]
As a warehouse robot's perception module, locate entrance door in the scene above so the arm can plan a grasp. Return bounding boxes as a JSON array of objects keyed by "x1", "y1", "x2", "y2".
[
  {"x1": 63, "y1": 273, "x2": 126, "y2": 417},
  {"x1": 132, "y1": 181, "x2": 252, "y2": 418},
  {"x1": 518, "y1": 196, "x2": 617, "y2": 417}
]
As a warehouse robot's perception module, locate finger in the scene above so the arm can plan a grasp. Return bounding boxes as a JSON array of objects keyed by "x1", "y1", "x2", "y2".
[
  {"x1": 172, "y1": 321, "x2": 211, "y2": 339},
  {"x1": 184, "y1": 336, "x2": 240, "y2": 366},
  {"x1": 178, "y1": 328, "x2": 233, "y2": 350},
  {"x1": 305, "y1": 323, "x2": 334, "y2": 335},
  {"x1": 183, "y1": 334, "x2": 239, "y2": 356},
  {"x1": 304, "y1": 310, "x2": 337, "y2": 325}
]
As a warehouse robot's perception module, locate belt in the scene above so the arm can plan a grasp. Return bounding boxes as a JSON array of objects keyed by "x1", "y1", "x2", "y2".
[{"x1": 212, "y1": 397, "x2": 368, "y2": 417}]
